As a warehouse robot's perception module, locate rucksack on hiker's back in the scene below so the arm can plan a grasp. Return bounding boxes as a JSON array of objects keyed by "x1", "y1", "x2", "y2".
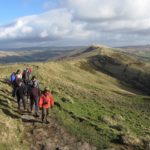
[
  {"x1": 23, "y1": 70, "x2": 29, "y2": 81},
  {"x1": 10, "y1": 73, "x2": 16, "y2": 82},
  {"x1": 23, "y1": 85, "x2": 27, "y2": 95},
  {"x1": 22, "y1": 70, "x2": 26, "y2": 79}
]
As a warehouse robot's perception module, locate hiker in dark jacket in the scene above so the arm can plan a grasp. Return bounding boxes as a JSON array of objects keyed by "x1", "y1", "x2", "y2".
[
  {"x1": 28, "y1": 81, "x2": 40, "y2": 117},
  {"x1": 16, "y1": 81, "x2": 27, "y2": 111},
  {"x1": 13, "y1": 69, "x2": 23, "y2": 96},
  {"x1": 28, "y1": 76, "x2": 39, "y2": 88}
]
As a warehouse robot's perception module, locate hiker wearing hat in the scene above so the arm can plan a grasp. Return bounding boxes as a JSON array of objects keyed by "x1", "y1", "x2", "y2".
[{"x1": 39, "y1": 87, "x2": 54, "y2": 123}]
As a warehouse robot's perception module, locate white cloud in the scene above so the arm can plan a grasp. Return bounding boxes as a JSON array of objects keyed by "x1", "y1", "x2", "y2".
[
  {"x1": 63, "y1": 0, "x2": 150, "y2": 46},
  {"x1": 0, "y1": 8, "x2": 91, "y2": 47},
  {"x1": 0, "y1": 0, "x2": 150, "y2": 47},
  {"x1": 65, "y1": 0, "x2": 150, "y2": 20}
]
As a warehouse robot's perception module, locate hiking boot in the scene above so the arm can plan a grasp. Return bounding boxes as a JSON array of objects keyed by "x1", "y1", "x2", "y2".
[
  {"x1": 18, "y1": 109, "x2": 21, "y2": 113},
  {"x1": 29, "y1": 110, "x2": 33, "y2": 114},
  {"x1": 24, "y1": 108, "x2": 27, "y2": 112},
  {"x1": 18, "y1": 109, "x2": 22, "y2": 115},
  {"x1": 35, "y1": 113, "x2": 39, "y2": 118},
  {"x1": 42, "y1": 119, "x2": 45, "y2": 124},
  {"x1": 45, "y1": 119, "x2": 50, "y2": 124}
]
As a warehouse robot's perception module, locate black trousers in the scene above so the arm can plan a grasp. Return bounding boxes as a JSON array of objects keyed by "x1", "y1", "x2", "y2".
[
  {"x1": 12, "y1": 85, "x2": 17, "y2": 97},
  {"x1": 17, "y1": 96, "x2": 26, "y2": 110},
  {"x1": 30, "y1": 97, "x2": 39, "y2": 114},
  {"x1": 42, "y1": 108, "x2": 49, "y2": 122}
]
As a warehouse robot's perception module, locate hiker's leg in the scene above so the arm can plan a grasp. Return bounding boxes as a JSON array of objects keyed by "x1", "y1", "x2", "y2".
[
  {"x1": 17, "y1": 97, "x2": 21, "y2": 110},
  {"x1": 26, "y1": 85, "x2": 29, "y2": 101},
  {"x1": 26, "y1": 96, "x2": 30, "y2": 112},
  {"x1": 45, "y1": 108, "x2": 49, "y2": 122},
  {"x1": 12, "y1": 86, "x2": 16, "y2": 97},
  {"x1": 30, "y1": 99, "x2": 34, "y2": 112},
  {"x1": 22, "y1": 96, "x2": 27, "y2": 110},
  {"x1": 46, "y1": 108, "x2": 49, "y2": 117},
  {"x1": 35, "y1": 96, "x2": 39, "y2": 115},
  {"x1": 42, "y1": 108, "x2": 46, "y2": 122}
]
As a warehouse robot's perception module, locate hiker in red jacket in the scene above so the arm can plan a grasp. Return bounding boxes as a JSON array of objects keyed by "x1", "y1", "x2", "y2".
[{"x1": 39, "y1": 87, "x2": 54, "y2": 123}]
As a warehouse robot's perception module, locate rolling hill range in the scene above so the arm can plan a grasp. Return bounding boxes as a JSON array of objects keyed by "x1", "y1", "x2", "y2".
[
  {"x1": 0, "y1": 45, "x2": 150, "y2": 150},
  {"x1": 119, "y1": 45, "x2": 150, "y2": 60},
  {"x1": 0, "y1": 46, "x2": 83, "y2": 63}
]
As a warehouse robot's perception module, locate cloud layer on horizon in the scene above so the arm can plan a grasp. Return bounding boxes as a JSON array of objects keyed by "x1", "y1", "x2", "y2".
[{"x1": 0, "y1": 0, "x2": 150, "y2": 48}]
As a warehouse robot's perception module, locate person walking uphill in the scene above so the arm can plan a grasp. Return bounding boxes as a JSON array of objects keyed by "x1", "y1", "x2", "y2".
[
  {"x1": 16, "y1": 81, "x2": 27, "y2": 112},
  {"x1": 15, "y1": 69, "x2": 22, "y2": 81},
  {"x1": 22, "y1": 68, "x2": 32, "y2": 85},
  {"x1": 39, "y1": 87, "x2": 54, "y2": 123},
  {"x1": 28, "y1": 81, "x2": 40, "y2": 117},
  {"x1": 12, "y1": 69, "x2": 23, "y2": 97},
  {"x1": 29, "y1": 76, "x2": 39, "y2": 88}
]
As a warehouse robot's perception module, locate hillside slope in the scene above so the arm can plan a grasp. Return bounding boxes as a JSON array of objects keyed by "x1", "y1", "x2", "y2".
[
  {"x1": 0, "y1": 46, "x2": 150, "y2": 149},
  {"x1": 119, "y1": 45, "x2": 150, "y2": 59},
  {"x1": 61, "y1": 45, "x2": 150, "y2": 94}
]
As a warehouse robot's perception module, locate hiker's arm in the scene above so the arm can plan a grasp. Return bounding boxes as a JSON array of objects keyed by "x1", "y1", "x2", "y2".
[
  {"x1": 49, "y1": 94, "x2": 54, "y2": 107},
  {"x1": 38, "y1": 96, "x2": 43, "y2": 108},
  {"x1": 38, "y1": 88, "x2": 41, "y2": 96}
]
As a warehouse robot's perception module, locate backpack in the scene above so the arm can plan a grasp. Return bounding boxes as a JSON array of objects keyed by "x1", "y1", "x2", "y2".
[
  {"x1": 22, "y1": 85, "x2": 27, "y2": 95},
  {"x1": 10, "y1": 73, "x2": 16, "y2": 83},
  {"x1": 22, "y1": 69, "x2": 30, "y2": 81},
  {"x1": 19, "y1": 82, "x2": 27, "y2": 95}
]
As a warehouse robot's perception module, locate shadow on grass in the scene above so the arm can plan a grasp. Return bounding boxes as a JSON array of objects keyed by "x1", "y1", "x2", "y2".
[
  {"x1": 143, "y1": 97, "x2": 150, "y2": 102},
  {"x1": 0, "y1": 88, "x2": 11, "y2": 95},
  {"x1": 0, "y1": 92, "x2": 17, "y2": 103},
  {"x1": 0, "y1": 98, "x2": 10, "y2": 108},
  {"x1": 112, "y1": 90, "x2": 134, "y2": 97},
  {"x1": 22, "y1": 118, "x2": 42, "y2": 124},
  {"x1": 1, "y1": 108, "x2": 20, "y2": 119},
  {"x1": 0, "y1": 79, "x2": 11, "y2": 86}
]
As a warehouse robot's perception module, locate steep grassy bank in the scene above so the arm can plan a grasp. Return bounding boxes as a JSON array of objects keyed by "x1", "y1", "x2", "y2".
[{"x1": 0, "y1": 77, "x2": 28, "y2": 150}]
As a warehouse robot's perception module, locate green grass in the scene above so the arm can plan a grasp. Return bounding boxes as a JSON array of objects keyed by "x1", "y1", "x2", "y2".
[
  {"x1": 0, "y1": 79, "x2": 28, "y2": 150},
  {"x1": 29, "y1": 59, "x2": 149, "y2": 149},
  {"x1": 0, "y1": 46, "x2": 149, "y2": 149}
]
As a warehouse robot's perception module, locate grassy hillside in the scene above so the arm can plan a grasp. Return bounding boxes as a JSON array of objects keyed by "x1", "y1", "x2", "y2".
[
  {"x1": 118, "y1": 45, "x2": 150, "y2": 60},
  {"x1": 0, "y1": 46, "x2": 150, "y2": 149},
  {"x1": 65, "y1": 45, "x2": 150, "y2": 94},
  {"x1": 0, "y1": 76, "x2": 28, "y2": 149}
]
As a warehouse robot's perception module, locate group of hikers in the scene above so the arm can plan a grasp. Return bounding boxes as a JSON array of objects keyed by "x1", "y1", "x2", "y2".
[{"x1": 10, "y1": 67, "x2": 54, "y2": 123}]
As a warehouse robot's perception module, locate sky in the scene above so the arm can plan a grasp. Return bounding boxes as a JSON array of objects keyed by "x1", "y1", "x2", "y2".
[{"x1": 0, "y1": 0, "x2": 150, "y2": 48}]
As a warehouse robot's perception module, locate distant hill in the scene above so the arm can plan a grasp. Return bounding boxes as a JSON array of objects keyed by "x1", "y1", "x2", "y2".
[
  {"x1": 118, "y1": 45, "x2": 150, "y2": 60},
  {"x1": 58, "y1": 45, "x2": 150, "y2": 94},
  {"x1": 0, "y1": 46, "x2": 85, "y2": 63}
]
